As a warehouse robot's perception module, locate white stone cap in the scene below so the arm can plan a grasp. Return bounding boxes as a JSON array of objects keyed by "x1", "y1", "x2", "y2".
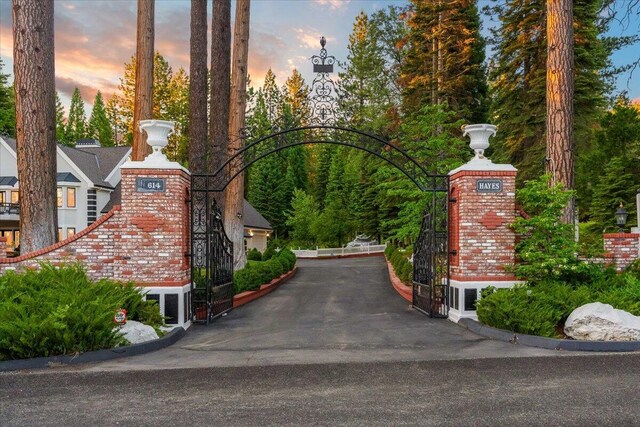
[
  {"x1": 449, "y1": 158, "x2": 517, "y2": 175},
  {"x1": 120, "y1": 119, "x2": 190, "y2": 174},
  {"x1": 120, "y1": 159, "x2": 190, "y2": 174}
]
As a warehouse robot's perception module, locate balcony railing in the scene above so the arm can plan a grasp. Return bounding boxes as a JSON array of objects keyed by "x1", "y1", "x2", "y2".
[{"x1": 0, "y1": 203, "x2": 19, "y2": 215}]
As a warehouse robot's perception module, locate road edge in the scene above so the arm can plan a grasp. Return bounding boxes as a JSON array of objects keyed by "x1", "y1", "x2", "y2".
[{"x1": 458, "y1": 318, "x2": 640, "y2": 352}]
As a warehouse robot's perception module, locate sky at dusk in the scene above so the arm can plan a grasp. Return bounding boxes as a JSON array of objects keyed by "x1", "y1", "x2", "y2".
[{"x1": 0, "y1": 0, "x2": 638, "y2": 115}]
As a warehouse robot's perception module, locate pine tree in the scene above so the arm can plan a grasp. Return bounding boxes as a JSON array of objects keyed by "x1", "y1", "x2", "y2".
[
  {"x1": 586, "y1": 98, "x2": 640, "y2": 228},
  {"x1": 400, "y1": 0, "x2": 487, "y2": 123},
  {"x1": 55, "y1": 92, "x2": 66, "y2": 143},
  {"x1": 339, "y1": 10, "x2": 399, "y2": 133},
  {"x1": 108, "y1": 53, "x2": 189, "y2": 161},
  {"x1": 65, "y1": 87, "x2": 87, "y2": 145},
  {"x1": 0, "y1": 58, "x2": 16, "y2": 137},
  {"x1": 284, "y1": 69, "x2": 310, "y2": 126},
  {"x1": 488, "y1": 0, "x2": 611, "y2": 189},
  {"x1": 285, "y1": 189, "x2": 319, "y2": 246},
  {"x1": 87, "y1": 91, "x2": 115, "y2": 146}
]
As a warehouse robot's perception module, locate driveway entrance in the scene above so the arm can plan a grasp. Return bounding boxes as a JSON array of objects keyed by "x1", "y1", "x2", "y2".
[{"x1": 85, "y1": 256, "x2": 553, "y2": 371}]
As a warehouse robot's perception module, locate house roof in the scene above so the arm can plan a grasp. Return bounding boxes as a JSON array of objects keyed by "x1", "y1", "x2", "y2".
[
  {"x1": 100, "y1": 182, "x2": 121, "y2": 214},
  {"x1": 2, "y1": 136, "x2": 130, "y2": 189},
  {"x1": 243, "y1": 200, "x2": 272, "y2": 230},
  {"x1": 56, "y1": 172, "x2": 80, "y2": 183},
  {"x1": 0, "y1": 176, "x2": 18, "y2": 186}
]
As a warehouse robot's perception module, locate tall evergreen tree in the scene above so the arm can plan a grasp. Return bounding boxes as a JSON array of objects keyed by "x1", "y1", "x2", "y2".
[
  {"x1": 487, "y1": 0, "x2": 611, "y2": 190},
  {"x1": 54, "y1": 92, "x2": 66, "y2": 143},
  {"x1": 284, "y1": 68, "x2": 310, "y2": 125},
  {"x1": 0, "y1": 58, "x2": 16, "y2": 137},
  {"x1": 87, "y1": 91, "x2": 115, "y2": 146},
  {"x1": 401, "y1": 0, "x2": 487, "y2": 123},
  {"x1": 108, "y1": 53, "x2": 189, "y2": 161},
  {"x1": 65, "y1": 88, "x2": 87, "y2": 145}
]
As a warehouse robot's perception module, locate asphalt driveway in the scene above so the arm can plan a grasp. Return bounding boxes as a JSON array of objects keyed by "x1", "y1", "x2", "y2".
[{"x1": 79, "y1": 256, "x2": 553, "y2": 371}]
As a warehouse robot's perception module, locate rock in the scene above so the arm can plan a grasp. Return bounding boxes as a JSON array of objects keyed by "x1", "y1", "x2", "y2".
[
  {"x1": 117, "y1": 320, "x2": 159, "y2": 344},
  {"x1": 564, "y1": 302, "x2": 640, "y2": 341}
]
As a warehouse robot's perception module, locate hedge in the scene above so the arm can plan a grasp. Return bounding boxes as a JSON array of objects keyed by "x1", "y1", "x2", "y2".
[
  {"x1": 385, "y1": 246, "x2": 412, "y2": 284},
  {"x1": 234, "y1": 248, "x2": 297, "y2": 294},
  {"x1": 0, "y1": 263, "x2": 164, "y2": 361}
]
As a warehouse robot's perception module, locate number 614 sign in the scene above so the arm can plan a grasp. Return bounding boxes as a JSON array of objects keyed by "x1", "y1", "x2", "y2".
[{"x1": 136, "y1": 177, "x2": 166, "y2": 193}]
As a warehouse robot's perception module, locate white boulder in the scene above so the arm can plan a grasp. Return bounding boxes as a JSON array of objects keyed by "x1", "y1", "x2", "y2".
[
  {"x1": 564, "y1": 302, "x2": 640, "y2": 341},
  {"x1": 117, "y1": 320, "x2": 159, "y2": 344}
]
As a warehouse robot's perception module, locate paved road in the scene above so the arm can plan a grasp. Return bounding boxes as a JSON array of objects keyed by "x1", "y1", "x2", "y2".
[
  {"x1": 4, "y1": 256, "x2": 640, "y2": 425},
  {"x1": 81, "y1": 256, "x2": 551, "y2": 371},
  {"x1": 3, "y1": 355, "x2": 640, "y2": 425}
]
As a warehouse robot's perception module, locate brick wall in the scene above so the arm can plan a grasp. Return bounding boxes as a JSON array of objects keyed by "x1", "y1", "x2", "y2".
[
  {"x1": 0, "y1": 168, "x2": 190, "y2": 287},
  {"x1": 449, "y1": 170, "x2": 517, "y2": 281},
  {"x1": 603, "y1": 233, "x2": 640, "y2": 272},
  {"x1": 0, "y1": 236, "x2": 6, "y2": 256}
]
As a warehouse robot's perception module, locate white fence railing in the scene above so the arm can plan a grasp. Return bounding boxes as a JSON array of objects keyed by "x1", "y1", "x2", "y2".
[{"x1": 293, "y1": 244, "x2": 387, "y2": 258}]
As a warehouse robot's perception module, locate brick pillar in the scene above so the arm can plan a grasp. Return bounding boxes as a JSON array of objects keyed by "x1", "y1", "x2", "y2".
[
  {"x1": 448, "y1": 124, "x2": 519, "y2": 322},
  {"x1": 116, "y1": 120, "x2": 192, "y2": 327},
  {"x1": 603, "y1": 233, "x2": 640, "y2": 272},
  {"x1": 116, "y1": 167, "x2": 191, "y2": 287}
]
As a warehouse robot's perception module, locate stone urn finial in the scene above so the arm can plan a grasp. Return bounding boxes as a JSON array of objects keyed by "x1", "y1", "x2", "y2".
[
  {"x1": 463, "y1": 124, "x2": 497, "y2": 160},
  {"x1": 139, "y1": 120, "x2": 175, "y2": 163}
]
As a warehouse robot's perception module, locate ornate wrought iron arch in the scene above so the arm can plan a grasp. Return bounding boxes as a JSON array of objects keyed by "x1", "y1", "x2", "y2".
[{"x1": 200, "y1": 125, "x2": 447, "y2": 193}]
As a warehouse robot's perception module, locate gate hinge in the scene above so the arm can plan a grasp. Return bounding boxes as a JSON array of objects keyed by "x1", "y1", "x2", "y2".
[
  {"x1": 449, "y1": 250, "x2": 457, "y2": 256},
  {"x1": 449, "y1": 198, "x2": 457, "y2": 203},
  {"x1": 184, "y1": 252, "x2": 192, "y2": 258}
]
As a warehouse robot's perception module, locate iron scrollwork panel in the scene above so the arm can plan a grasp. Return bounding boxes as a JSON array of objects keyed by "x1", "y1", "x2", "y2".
[
  {"x1": 191, "y1": 176, "x2": 234, "y2": 324},
  {"x1": 413, "y1": 180, "x2": 450, "y2": 318}
]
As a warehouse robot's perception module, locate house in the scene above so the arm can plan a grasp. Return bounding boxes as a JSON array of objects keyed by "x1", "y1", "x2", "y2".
[
  {"x1": 0, "y1": 135, "x2": 272, "y2": 254},
  {"x1": 0, "y1": 137, "x2": 130, "y2": 252}
]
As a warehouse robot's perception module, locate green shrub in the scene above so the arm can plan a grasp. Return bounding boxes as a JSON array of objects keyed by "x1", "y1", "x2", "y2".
[
  {"x1": 262, "y1": 246, "x2": 276, "y2": 261},
  {"x1": 0, "y1": 263, "x2": 163, "y2": 361},
  {"x1": 384, "y1": 244, "x2": 396, "y2": 258},
  {"x1": 234, "y1": 266, "x2": 262, "y2": 293},
  {"x1": 247, "y1": 248, "x2": 263, "y2": 261},
  {"x1": 232, "y1": 250, "x2": 297, "y2": 295},
  {"x1": 476, "y1": 275, "x2": 640, "y2": 338}
]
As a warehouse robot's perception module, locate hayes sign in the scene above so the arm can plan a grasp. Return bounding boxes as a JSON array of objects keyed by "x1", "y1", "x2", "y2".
[{"x1": 476, "y1": 179, "x2": 503, "y2": 193}]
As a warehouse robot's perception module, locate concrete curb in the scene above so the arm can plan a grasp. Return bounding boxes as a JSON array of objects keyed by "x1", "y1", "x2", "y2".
[
  {"x1": 233, "y1": 267, "x2": 298, "y2": 308},
  {"x1": 458, "y1": 318, "x2": 640, "y2": 352},
  {"x1": 0, "y1": 326, "x2": 186, "y2": 372},
  {"x1": 385, "y1": 259, "x2": 412, "y2": 303}
]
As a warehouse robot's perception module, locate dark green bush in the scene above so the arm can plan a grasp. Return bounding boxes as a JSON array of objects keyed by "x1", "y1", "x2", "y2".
[
  {"x1": 247, "y1": 248, "x2": 263, "y2": 261},
  {"x1": 233, "y1": 250, "x2": 297, "y2": 295},
  {"x1": 234, "y1": 265, "x2": 262, "y2": 293},
  {"x1": 477, "y1": 274, "x2": 640, "y2": 338},
  {"x1": 0, "y1": 263, "x2": 163, "y2": 361},
  {"x1": 385, "y1": 247, "x2": 413, "y2": 285},
  {"x1": 262, "y1": 246, "x2": 276, "y2": 261},
  {"x1": 384, "y1": 244, "x2": 396, "y2": 258}
]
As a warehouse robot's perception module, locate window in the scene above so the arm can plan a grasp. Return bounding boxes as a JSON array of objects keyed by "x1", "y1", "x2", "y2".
[
  {"x1": 67, "y1": 228, "x2": 75, "y2": 238},
  {"x1": 57, "y1": 187, "x2": 63, "y2": 208},
  {"x1": 67, "y1": 188, "x2": 76, "y2": 208},
  {"x1": 0, "y1": 192, "x2": 4, "y2": 204},
  {"x1": 57, "y1": 228, "x2": 63, "y2": 241},
  {"x1": 10, "y1": 191, "x2": 18, "y2": 204},
  {"x1": 1, "y1": 231, "x2": 13, "y2": 248}
]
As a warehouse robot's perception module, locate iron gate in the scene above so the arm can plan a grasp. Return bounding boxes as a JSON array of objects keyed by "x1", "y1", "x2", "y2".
[
  {"x1": 412, "y1": 176, "x2": 450, "y2": 318},
  {"x1": 190, "y1": 176, "x2": 234, "y2": 324}
]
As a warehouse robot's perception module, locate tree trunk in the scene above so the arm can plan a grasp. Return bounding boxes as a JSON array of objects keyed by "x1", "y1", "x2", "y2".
[
  {"x1": 225, "y1": 0, "x2": 250, "y2": 270},
  {"x1": 188, "y1": 0, "x2": 208, "y2": 174},
  {"x1": 13, "y1": 0, "x2": 58, "y2": 253},
  {"x1": 132, "y1": 0, "x2": 154, "y2": 161},
  {"x1": 546, "y1": 0, "x2": 575, "y2": 223},
  {"x1": 210, "y1": 0, "x2": 231, "y2": 209}
]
